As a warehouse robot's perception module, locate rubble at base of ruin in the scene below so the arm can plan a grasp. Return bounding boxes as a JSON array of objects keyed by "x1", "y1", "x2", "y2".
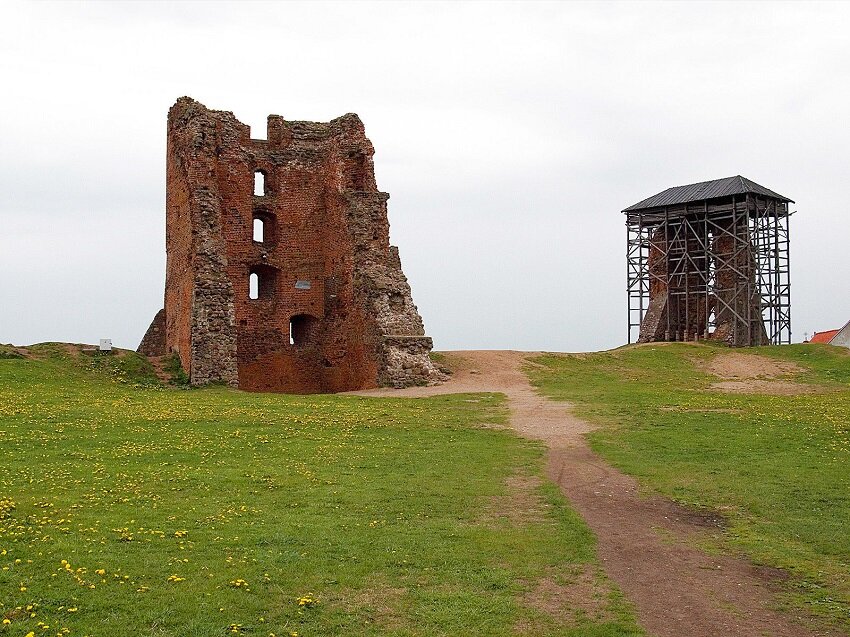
[{"x1": 139, "y1": 97, "x2": 445, "y2": 393}]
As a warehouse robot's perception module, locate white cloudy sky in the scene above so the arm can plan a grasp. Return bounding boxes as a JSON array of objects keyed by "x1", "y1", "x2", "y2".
[{"x1": 1, "y1": 1, "x2": 849, "y2": 352}]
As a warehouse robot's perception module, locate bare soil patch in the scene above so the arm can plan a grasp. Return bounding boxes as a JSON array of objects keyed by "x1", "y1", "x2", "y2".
[
  {"x1": 661, "y1": 406, "x2": 744, "y2": 414},
  {"x1": 328, "y1": 576, "x2": 409, "y2": 631},
  {"x1": 706, "y1": 352, "x2": 818, "y2": 395},
  {"x1": 352, "y1": 350, "x2": 844, "y2": 637},
  {"x1": 487, "y1": 472, "x2": 548, "y2": 526},
  {"x1": 707, "y1": 352, "x2": 804, "y2": 380},
  {"x1": 147, "y1": 355, "x2": 173, "y2": 383},
  {"x1": 0, "y1": 344, "x2": 29, "y2": 359},
  {"x1": 517, "y1": 564, "x2": 616, "y2": 631},
  {"x1": 710, "y1": 379, "x2": 818, "y2": 395}
]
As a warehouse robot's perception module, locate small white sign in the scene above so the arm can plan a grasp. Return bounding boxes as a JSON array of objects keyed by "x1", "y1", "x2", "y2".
[{"x1": 99, "y1": 339, "x2": 112, "y2": 352}]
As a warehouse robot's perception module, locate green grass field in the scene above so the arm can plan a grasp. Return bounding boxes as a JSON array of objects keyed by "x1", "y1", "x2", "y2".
[
  {"x1": 528, "y1": 343, "x2": 850, "y2": 630},
  {"x1": 0, "y1": 345, "x2": 641, "y2": 637}
]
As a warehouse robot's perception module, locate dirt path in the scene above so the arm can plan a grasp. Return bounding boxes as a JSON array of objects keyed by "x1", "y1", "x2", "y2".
[
  {"x1": 146, "y1": 354, "x2": 173, "y2": 384},
  {"x1": 353, "y1": 351, "x2": 842, "y2": 637}
]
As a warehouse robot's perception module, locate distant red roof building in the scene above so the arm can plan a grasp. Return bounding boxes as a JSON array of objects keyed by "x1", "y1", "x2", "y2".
[
  {"x1": 808, "y1": 321, "x2": 850, "y2": 347},
  {"x1": 809, "y1": 329, "x2": 840, "y2": 344}
]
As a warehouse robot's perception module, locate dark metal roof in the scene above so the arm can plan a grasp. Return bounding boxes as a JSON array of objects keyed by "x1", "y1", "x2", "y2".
[{"x1": 623, "y1": 176, "x2": 793, "y2": 212}]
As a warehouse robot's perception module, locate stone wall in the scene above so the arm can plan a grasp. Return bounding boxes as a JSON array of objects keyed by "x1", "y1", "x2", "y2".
[
  {"x1": 638, "y1": 212, "x2": 767, "y2": 347},
  {"x1": 711, "y1": 220, "x2": 768, "y2": 346},
  {"x1": 140, "y1": 97, "x2": 443, "y2": 392},
  {"x1": 638, "y1": 226, "x2": 708, "y2": 343},
  {"x1": 137, "y1": 309, "x2": 166, "y2": 357}
]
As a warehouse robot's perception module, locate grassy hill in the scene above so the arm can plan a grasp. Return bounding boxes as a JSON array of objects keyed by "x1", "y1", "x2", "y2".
[
  {"x1": 0, "y1": 345, "x2": 641, "y2": 637},
  {"x1": 528, "y1": 343, "x2": 850, "y2": 631}
]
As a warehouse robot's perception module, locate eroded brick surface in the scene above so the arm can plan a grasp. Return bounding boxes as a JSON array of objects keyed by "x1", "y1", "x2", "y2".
[
  {"x1": 638, "y1": 218, "x2": 767, "y2": 346},
  {"x1": 139, "y1": 97, "x2": 444, "y2": 392},
  {"x1": 137, "y1": 309, "x2": 166, "y2": 357}
]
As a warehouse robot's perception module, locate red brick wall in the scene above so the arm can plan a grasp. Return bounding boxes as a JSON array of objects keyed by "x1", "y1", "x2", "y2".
[
  {"x1": 162, "y1": 100, "x2": 389, "y2": 392},
  {"x1": 164, "y1": 136, "x2": 195, "y2": 374},
  {"x1": 160, "y1": 98, "x2": 440, "y2": 392}
]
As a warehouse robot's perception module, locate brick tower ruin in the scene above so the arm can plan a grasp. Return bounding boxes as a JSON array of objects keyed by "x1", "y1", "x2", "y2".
[
  {"x1": 625, "y1": 176, "x2": 792, "y2": 347},
  {"x1": 139, "y1": 97, "x2": 444, "y2": 392}
]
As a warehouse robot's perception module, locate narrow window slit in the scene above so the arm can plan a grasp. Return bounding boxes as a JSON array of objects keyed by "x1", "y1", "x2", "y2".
[
  {"x1": 254, "y1": 171, "x2": 265, "y2": 196},
  {"x1": 248, "y1": 264, "x2": 278, "y2": 300}
]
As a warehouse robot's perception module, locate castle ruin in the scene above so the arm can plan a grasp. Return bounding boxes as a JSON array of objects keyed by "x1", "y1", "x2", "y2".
[
  {"x1": 625, "y1": 176, "x2": 792, "y2": 347},
  {"x1": 138, "y1": 97, "x2": 443, "y2": 392}
]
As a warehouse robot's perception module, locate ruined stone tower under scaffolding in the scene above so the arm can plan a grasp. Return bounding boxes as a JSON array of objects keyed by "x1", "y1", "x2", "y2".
[
  {"x1": 625, "y1": 176, "x2": 792, "y2": 347},
  {"x1": 138, "y1": 97, "x2": 444, "y2": 392}
]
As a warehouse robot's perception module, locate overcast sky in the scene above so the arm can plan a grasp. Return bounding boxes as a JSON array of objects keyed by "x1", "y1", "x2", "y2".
[{"x1": 1, "y1": 1, "x2": 849, "y2": 352}]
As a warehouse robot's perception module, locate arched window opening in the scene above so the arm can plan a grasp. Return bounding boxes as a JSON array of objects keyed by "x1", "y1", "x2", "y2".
[
  {"x1": 252, "y1": 210, "x2": 276, "y2": 246},
  {"x1": 248, "y1": 264, "x2": 278, "y2": 300},
  {"x1": 289, "y1": 314, "x2": 318, "y2": 347},
  {"x1": 253, "y1": 217, "x2": 264, "y2": 243},
  {"x1": 254, "y1": 170, "x2": 266, "y2": 196}
]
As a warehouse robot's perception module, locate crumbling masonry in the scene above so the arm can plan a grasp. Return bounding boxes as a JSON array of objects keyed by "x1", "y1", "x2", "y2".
[
  {"x1": 139, "y1": 97, "x2": 444, "y2": 392},
  {"x1": 625, "y1": 176, "x2": 792, "y2": 347}
]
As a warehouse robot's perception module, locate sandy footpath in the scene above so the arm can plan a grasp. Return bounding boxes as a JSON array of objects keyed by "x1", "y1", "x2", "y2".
[{"x1": 352, "y1": 350, "x2": 842, "y2": 637}]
